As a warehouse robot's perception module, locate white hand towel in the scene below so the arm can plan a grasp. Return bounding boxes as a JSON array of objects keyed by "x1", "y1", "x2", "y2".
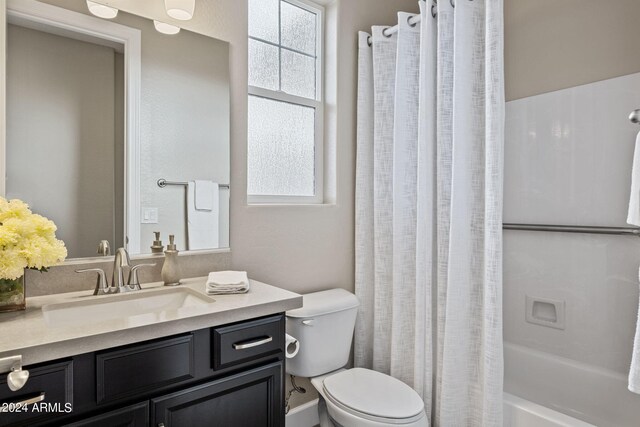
[
  {"x1": 194, "y1": 180, "x2": 215, "y2": 211},
  {"x1": 187, "y1": 181, "x2": 219, "y2": 250},
  {"x1": 629, "y1": 268, "x2": 640, "y2": 394},
  {"x1": 206, "y1": 271, "x2": 250, "y2": 295},
  {"x1": 627, "y1": 132, "x2": 640, "y2": 226},
  {"x1": 628, "y1": 132, "x2": 640, "y2": 393}
]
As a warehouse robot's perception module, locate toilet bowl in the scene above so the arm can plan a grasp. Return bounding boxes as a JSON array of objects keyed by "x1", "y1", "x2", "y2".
[
  {"x1": 311, "y1": 368, "x2": 427, "y2": 427},
  {"x1": 286, "y1": 289, "x2": 427, "y2": 427}
]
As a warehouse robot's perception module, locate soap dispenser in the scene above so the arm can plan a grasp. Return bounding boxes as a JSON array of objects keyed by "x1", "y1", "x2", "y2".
[
  {"x1": 150, "y1": 231, "x2": 163, "y2": 254},
  {"x1": 161, "y1": 235, "x2": 182, "y2": 286}
]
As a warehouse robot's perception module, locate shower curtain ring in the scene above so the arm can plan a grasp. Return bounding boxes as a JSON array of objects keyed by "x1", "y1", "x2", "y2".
[
  {"x1": 431, "y1": 4, "x2": 437, "y2": 17},
  {"x1": 408, "y1": 14, "x2": 418, "y2": 27},
  {"x1": 383, "y1": 26, "x2": 393, "y2": 38}
]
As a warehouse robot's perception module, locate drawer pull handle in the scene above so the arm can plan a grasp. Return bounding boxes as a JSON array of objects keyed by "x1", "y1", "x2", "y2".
[
  {"x1": 0, "y1": 392, "x2": 46, "y2": 412},
  {"x1": 233, "y1": 336, "x2": 273, "y2": 350}
]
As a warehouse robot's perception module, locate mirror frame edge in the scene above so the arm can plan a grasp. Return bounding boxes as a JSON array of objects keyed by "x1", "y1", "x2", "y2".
[{"x1": 1, "y1": 1, "x2": 6, "y2": 197}]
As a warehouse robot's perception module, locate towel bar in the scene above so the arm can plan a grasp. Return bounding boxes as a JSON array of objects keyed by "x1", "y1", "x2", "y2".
[{"x1": 157, "y1": 179, "x2": 230, "y2": 189}]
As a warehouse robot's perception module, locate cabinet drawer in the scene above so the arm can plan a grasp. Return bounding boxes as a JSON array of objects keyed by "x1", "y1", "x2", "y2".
[
  {"x1": 212, "y1": 315, "x2": 284, "y2": 369},
  {"x1": 0, "y1": 360, "x2": 73, "y2": 427},
  {"x1": 97, "y1": 334, "x2": 195, "y2": 404},
  {"x1": 64, "y1": 402, "x2": 148, "y2": 427}
]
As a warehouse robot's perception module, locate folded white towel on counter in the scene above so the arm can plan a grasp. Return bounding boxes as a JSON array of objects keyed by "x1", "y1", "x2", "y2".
[
  {"x1": 629, "y1": 268, "x2": 640, "y2": 394},
  {"x1": 206, "y1": 271, "x2": 250, "y2": 295},
  {"x1": 627, "y1": 132, "x2": 640, "y2": 226}
]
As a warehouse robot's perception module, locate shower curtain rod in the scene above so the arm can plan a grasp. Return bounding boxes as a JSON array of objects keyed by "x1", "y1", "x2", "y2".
[
  {"x1": 365, "y1": 0, "x2": 453, "y2": 45},
  {"x1": 366, "y1": 14, "x2": 422, "y2": 46}
]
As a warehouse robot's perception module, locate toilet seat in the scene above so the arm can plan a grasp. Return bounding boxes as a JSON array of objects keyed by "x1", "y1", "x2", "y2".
[{"x1": 321, "y1": 368, "x2": 426, "y2": 425}]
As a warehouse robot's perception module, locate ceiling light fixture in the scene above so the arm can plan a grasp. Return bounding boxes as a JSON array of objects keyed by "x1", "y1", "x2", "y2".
[
  {"x1": 86, "y1": 1, "x2": 118, "y2": 19},
  {"x1": 154, "y1": 20, "x2": 181, "y2": 35},
  {"x1": 164, "y1": 0, "x2": 195, "y2": 21}
]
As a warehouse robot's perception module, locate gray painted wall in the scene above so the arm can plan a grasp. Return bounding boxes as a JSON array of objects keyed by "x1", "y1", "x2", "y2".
[{"x1": 505, "y1": 0, "x2": 640, "y2": 101}]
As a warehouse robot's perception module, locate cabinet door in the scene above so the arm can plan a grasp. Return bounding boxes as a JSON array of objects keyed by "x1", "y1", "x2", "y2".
[
  {"x1": 0, "y1": 360, "x2": 73, "y2": 427},
  {"x1": 64, "y1": 402, "x2": 148, "y2": 427},
  {"x1": 151, "y1": 361, "x2": 283, "y2": 427}
]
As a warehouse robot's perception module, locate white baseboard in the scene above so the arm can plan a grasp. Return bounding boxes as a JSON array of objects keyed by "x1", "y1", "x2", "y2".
[{"x1": 286, "y1": 398, "x2": 320, "y2": 427}]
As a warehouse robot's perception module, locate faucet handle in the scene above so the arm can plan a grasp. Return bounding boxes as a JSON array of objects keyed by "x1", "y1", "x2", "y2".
[
  {"x1": 76, "y1": 268, "x2": 110, "y2": 295},
  {"x1": 97, "y1": 240, "x2": 110, "y2": 256},
  {"x1": 128, "y1": 263, "x2": 156, "y2": 290}
]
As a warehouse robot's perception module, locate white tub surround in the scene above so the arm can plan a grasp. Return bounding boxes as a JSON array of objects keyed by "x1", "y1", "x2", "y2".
[
  {"x1": 0, "y1": 278, "x2": 301, "y2": 365},
  {"x1": 504, "y1": 72, "x2": 640, "y2": 426}
]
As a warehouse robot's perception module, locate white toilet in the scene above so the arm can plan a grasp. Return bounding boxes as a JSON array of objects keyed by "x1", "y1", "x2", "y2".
[{"x1": 286, "y1": 288, "x2": 428, "y2": 427}]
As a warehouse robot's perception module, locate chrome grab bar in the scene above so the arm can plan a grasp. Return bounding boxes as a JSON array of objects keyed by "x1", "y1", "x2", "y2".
[{"x1": 503, "y1": 223, "x2": 640, "y2": 237}]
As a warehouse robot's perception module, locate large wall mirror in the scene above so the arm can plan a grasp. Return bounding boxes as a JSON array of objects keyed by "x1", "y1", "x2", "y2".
[{"x1": 2, "y1": 0, "x2": 230, "y2": 260}]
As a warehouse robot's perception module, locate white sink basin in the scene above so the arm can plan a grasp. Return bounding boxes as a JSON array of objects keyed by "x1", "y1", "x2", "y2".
[{"x1": 42, "y1": 287, "x2": 215, "y2": 326}]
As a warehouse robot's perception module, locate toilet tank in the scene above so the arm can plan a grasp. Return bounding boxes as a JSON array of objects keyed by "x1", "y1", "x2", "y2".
[{"x1": 286, "y1": 288, "x2": 359, "y2": 378}]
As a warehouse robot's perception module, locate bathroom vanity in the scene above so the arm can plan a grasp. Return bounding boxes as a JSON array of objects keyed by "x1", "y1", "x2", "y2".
[{"x1": 0, "y1": 278, "x2": 301, "y2": 426}]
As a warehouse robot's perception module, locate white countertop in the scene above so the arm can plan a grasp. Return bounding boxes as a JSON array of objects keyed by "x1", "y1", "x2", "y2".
[{"x1": 0, "y1": 277, "x2": 302, "y2": 365}]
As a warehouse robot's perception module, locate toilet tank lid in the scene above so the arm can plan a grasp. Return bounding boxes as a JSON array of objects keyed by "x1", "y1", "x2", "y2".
[{"x1": 286, "y1": 288, "x2": 359, "y2": 318}]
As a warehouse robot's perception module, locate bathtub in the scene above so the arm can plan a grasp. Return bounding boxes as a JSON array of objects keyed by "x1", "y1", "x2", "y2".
[
  {"x1": 504, "y1": 393, "x2": 595, "y2": 427},
  {"x1": 287, "y1": 343, "x2": 640, "y2": 427},
  {"x1": 505, "y1": 342, "x2": 640, "y2": 427},
  {"x1": 287, "y1": 391, "x2": 598, "y2": 427},
  {"x1": 288, "y1": 392, "x2": 597, "y2": 427}
]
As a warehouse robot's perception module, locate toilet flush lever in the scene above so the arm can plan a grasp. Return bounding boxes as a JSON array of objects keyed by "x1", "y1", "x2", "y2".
[{"x1": 302, "y1": 319, "x2": 315, "y2": 326}]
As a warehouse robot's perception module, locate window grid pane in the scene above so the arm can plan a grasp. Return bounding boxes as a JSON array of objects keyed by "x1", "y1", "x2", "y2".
[
  {"x1": 281, "y1": 1, "x2": 316, "y2": 56},
  {"x1": 248, "y1": 39, "x2": 279, "y2": 91},
  {"x1": 248, "y1": 0, "x2": 279, "y2": 43},
  {"x1": 247, "y1": 96, "x2": 316, "y2": 196},
  {"x1": 281, "y1": 49, "x2": 316, "y2": 99}
]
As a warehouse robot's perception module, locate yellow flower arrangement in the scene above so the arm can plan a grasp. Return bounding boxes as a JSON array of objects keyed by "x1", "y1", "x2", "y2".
[{"x1": 0, "y1": 198, "x2": 67, "y2": 280}]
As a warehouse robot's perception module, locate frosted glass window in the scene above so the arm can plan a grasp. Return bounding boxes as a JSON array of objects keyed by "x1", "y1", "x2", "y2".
[
  {"x1": 247, "y1": 96, "x2": 315, "y2": 196},
  {"x1": 247, "y1": 0, "x2": 322, "y2": 202},
  {"x1": 281, "y1": 49, "x2": 316, "y2": 99},
  {"x1": 249, "y1": 39, "x2": 279, "y2": 91},
  {"x1": 281, "y1": 2, "x2": 316, "y2": 55},
  {"x1": 248, "y1": 0, "x2": 279, "y2": 43}
]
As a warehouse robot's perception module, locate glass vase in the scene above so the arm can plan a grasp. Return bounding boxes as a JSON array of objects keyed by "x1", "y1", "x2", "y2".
[{"x1": 0, "y1": 275, "x2": 26, "y2": 312}]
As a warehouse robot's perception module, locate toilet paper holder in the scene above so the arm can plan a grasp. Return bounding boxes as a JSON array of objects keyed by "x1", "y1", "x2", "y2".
[{"x1": 285, "y1": 334, "x2": 300, "y2": 359}]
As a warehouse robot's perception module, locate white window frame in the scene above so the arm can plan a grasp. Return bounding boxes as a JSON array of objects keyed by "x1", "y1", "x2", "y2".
[{"x1": 247, "y1": 0, "x2": 324, "y2": 204}]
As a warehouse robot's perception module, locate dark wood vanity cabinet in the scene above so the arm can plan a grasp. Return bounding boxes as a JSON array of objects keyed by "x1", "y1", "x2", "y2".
[{"x1": 0, "y1": 314, "x2": 285, "y2": 427}]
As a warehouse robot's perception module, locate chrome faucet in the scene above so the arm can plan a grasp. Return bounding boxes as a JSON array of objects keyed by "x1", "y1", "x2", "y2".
[
  {"x1": 76, "y1": 248, "x2": 155, "y2": 295},
  {"x1": 112, "y1": 247, "x2": 130, "y2": 290}
]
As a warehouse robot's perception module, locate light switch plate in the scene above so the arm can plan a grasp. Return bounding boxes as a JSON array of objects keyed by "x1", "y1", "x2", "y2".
[{"x1": 141, "y1": 207, "x2": 159, "y2": 224}]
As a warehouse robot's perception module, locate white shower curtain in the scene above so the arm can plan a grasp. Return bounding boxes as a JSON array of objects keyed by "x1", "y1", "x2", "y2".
[{"x1": 354, "y1": 0, "x2": 504, "y2": 426}]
